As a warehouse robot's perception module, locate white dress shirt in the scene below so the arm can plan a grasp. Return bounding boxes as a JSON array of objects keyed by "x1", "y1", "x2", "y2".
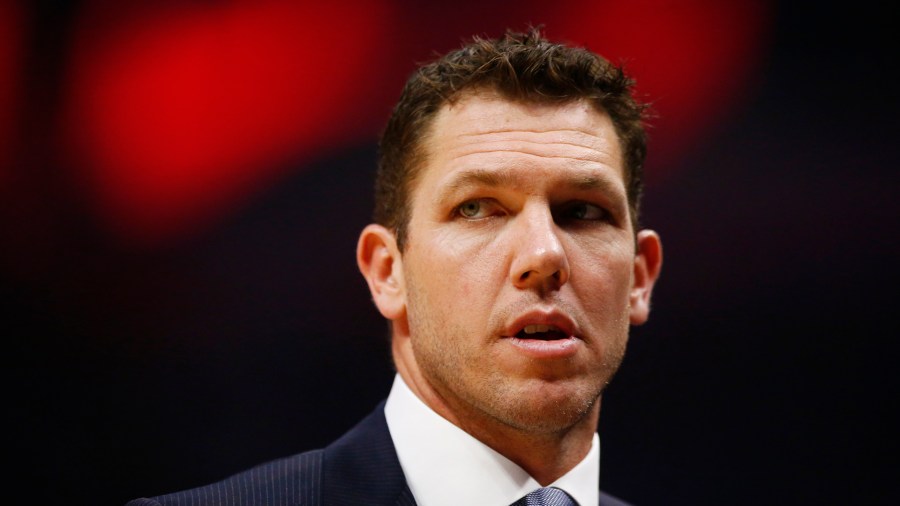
[{"x1": 384, "y1": 374, "x2": 600, "y2": 506}]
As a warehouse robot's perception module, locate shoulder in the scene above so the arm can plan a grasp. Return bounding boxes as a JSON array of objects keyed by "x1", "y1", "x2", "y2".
[
  {"x1": 125, "y1": 402, "x2": 399, "y2": 506},
  {"x1": 125, "y1": 449, "x2": 324, "y2": 506},
  {"x1": 599, "y1": 490, "x2": 633, "y2": 506}
]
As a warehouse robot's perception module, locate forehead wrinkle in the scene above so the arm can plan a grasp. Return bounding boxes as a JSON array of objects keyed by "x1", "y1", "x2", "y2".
[
  {"x1": 453, "y1": 128, "x2": 615, "y2": 154},
  {"x1": 441, "y1": 131, "x2": 619, "y2": 168},
  {"x1": 458, "y1": 138, "x2": 610, "y2": 152},
  {"x1": 456, "y1": 127, "x2": 605, "y2": 141},
  {"x1": 449, "y1": 147, "x2": 611, "y2": 166}
]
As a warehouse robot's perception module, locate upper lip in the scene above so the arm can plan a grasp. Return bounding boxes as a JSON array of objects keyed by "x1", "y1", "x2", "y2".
[{"x1": 504, "y1": 309, "x2": 578, "y2": 339}]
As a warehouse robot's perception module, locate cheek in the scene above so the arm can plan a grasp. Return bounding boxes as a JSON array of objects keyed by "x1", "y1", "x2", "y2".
[
  {"x1": 573, "y1": 251, "x2": 634, "y2": 310},
  {"x1": 428, "y1": 227, "x2": 508, "y2": 292}
]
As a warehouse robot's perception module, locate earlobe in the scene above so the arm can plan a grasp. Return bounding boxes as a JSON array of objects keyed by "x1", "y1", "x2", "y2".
[
  {"x1": 357, "y1": 224, "x2": 406, "y2": 321},
  {"x1": 629, "y1": 229, "x2": 663, "y2": 325}
]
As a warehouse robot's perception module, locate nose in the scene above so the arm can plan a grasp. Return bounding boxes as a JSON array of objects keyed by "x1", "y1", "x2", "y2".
[{"x1": 509, "y1": 205, "x2": 570, "y2": 291}]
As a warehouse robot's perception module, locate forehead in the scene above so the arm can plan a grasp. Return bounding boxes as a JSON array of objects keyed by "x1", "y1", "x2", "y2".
[
  {"x1": 414, "y1": 92, "x2": 624, "y2": 194},
  {"x1": 435, "y1": 91, "x2": 615, "y2": 136}
]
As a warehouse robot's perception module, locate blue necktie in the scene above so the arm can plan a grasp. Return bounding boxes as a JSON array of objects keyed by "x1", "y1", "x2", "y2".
[{"x1": 511, "y1": 487, "x2": 578, "y2": 506}]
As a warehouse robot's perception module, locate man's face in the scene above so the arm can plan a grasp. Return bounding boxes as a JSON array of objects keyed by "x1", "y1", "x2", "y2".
[{"x1": 381, "y1": 92, "x2": 659, "y2": 434}]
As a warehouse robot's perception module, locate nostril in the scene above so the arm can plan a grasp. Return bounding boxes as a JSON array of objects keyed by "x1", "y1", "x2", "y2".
[{"x1": 520, "y1": 271, "x2": 531, "y2": 281}]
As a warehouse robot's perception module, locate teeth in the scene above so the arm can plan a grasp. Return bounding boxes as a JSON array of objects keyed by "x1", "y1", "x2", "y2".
[{"x1": 523, "y1": 324, "x2": 552, "y2": 334}]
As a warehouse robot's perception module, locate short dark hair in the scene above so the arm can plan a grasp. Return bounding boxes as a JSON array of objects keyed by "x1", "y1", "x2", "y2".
[{"x1": 375, "y1": 28, "x2": 648, "y2": 249}]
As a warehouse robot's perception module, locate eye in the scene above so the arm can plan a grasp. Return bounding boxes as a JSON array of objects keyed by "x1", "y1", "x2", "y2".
[
  {"x1": 456, "y1": 199, "x2": 500, "y2": 219},
  {"x1": 561, "y1": 201, "x2": 607, "y2": 221}
]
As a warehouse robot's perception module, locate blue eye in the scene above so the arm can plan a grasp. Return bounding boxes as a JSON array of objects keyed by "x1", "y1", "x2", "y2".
[
  {"x1": 565, "y1": 202, "x2": 606, "y2": 220},
  {"x1": 459, "y1": 200, "x2": 483, "y2": 218},
  {"x1": 457, "y1": 199, "x2": 502, "y2": 219}
]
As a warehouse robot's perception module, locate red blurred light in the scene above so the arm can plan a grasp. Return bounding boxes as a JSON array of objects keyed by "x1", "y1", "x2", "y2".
[
  {"x1": 545, "y1": 0, "x2": 772, "y2": 175},
  {"x1": 0, "y1": 0, "x2": 24, "y2": 180},
  {"x1": 64, "y1": 0, "x2": 393, "y2": 246}
]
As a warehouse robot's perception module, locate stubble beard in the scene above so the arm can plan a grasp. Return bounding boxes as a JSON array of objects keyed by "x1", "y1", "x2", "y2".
[{"x1": 405, "y1": 280, "x2": 629, "y2": 437}]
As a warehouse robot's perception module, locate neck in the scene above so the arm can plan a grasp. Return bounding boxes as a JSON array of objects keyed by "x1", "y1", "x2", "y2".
[{"x1": 453, "y1": 399, "x2": 600, "y2": 485}]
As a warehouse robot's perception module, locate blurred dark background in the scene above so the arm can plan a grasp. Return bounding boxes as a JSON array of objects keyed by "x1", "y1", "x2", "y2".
[{"x1": 2, "y1": 1, "x2": 897, "y2": 504}]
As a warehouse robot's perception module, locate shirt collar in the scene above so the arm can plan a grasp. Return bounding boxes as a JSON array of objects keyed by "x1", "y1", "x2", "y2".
[{"x1": 384, "y1": 374, "x2": 599, "y2": 506}]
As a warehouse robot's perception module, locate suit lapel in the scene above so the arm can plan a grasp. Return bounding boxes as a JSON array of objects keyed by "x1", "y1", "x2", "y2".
[
  {"x1": 322, "y1": 401, "x2": 416, "y2": 506},
  {"x1": 394, "y1": 484, "x2": 417, "y2": 506}
]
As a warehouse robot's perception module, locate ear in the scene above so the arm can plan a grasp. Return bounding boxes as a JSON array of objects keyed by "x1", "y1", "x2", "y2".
[
  {"x1": 357, "y1": 224, "x2": 406, "y2": 321},
  {"x1": 629, "y1": 229, "x2": 663, "y2": 325}
]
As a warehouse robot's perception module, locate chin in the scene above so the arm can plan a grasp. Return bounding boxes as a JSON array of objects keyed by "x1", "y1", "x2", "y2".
[{"x1": 491, "y1": 379, "x2": 603, "y2": 434}]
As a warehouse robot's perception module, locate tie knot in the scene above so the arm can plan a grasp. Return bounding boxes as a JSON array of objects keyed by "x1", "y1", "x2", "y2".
[{"x1": 512, "y1": 487, "x2": 577, "y2": 506}]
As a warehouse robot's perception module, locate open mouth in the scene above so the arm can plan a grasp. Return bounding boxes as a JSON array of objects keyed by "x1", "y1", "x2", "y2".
[{"x1": 515, "y1": 324, "x2": 568, "y2": 341}]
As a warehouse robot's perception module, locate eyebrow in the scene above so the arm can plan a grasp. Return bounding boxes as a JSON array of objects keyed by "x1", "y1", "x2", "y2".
[
  {"x1": 438, "y1": 168, "x2": 626, "y2": 207},
  {"x1": 445, "y1": 168, "x2": 512, "y2": 192}
]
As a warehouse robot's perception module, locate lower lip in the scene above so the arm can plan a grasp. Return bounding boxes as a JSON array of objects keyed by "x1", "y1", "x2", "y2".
[{"x1": 503, "y1": 335, "x2": 581, "y2": 359}]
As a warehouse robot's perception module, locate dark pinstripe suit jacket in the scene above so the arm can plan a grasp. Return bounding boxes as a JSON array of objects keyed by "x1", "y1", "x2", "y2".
[{"x1": 126, "y1": 402, "x2": 630, "y2": 506}]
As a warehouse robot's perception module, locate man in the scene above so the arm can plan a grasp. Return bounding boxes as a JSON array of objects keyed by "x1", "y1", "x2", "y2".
[{"x1": 127, "y1": 28, "x2": 662, "y2": 506}]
